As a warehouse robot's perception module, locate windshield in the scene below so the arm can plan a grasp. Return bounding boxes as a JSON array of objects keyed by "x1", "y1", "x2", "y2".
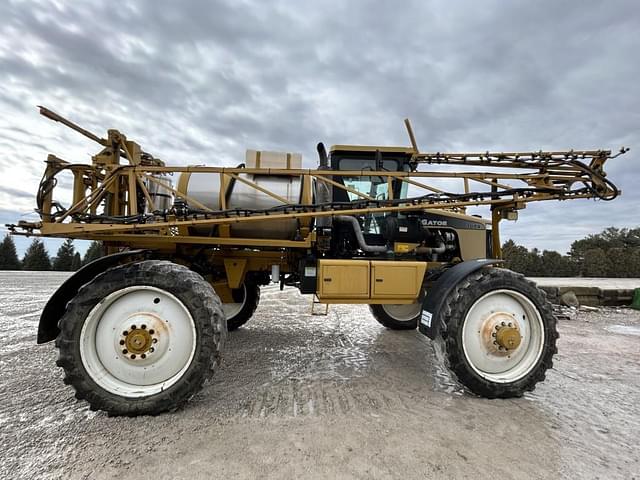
[
  {"x1": 336, "y1": 156, "x2": 411, "y2": 234},
  {"x1": 338, "y1": 157, "x2": 410, "y2": 200},
  {"x1": 344, "y1": 177, "x2": 389, "y2": 201}
]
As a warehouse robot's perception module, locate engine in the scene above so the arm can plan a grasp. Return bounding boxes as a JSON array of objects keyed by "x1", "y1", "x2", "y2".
[{"x1": 328, "y1": 211, "x2": 468, "y2": 262}]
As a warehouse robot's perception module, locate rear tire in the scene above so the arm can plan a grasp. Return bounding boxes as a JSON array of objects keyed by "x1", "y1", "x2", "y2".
[
  {"x1": 369, "y1": 303, "x2": 420, "y2": 330},
  {"x1": 438, "y1": 268, "x2": 558, "y2": 398},
  {"x1": 55, "y1": 260, "x2": 226, "y2": 416},
  {"x1": 223, "y1": 281, "x2": 260, "y2": 331}
]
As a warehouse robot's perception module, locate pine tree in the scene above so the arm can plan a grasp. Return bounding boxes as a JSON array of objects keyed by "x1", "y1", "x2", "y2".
[
  {"x1": 0, "y1": 234, "x2": 22, "y2": 270},
  {"x1": 83, "y1": 240, "x2": 104, "y2": 265},
  {"x1": 53, "y1": 239, "x2": 77, "y2": 271},
  {"x1": 607, "y1": 247, "x2": 629, "y2": 278},
  {"x1": 526, "y1": 248, "x2": 545, "y2": 276},
  {"x1": 71, "y1": 252, "x2": 82, "y2": 271},
  {"x1": 629, "y1": 248, "x2": 640, "y2": 277},
  {"x1": 540, "y1": 250, "x2": 575, "y2": 277},
  {"x1": 502, "y1": 240, "x2": 532, "y2": 274},
  {"x1": 22, "y1": 239, "x2": 52, "y2": 271},
  {"x1": 582, "y1": 248, "x2": 610, "y2": 277}
]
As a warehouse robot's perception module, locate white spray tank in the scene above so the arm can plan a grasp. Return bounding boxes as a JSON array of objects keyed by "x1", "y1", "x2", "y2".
[{"x1": 177, "y1": 150, "x2": 306, "y2": 240}]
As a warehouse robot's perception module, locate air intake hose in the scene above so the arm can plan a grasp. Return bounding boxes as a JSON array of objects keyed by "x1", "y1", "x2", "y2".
[{"x1": 334, "y1": 215, "x2": 388, "y2": 253}]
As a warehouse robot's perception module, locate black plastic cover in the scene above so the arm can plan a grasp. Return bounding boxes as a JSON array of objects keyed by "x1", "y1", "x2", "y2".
[
  {"x1": 37, "y1": 249, "x2": 148, "y2": 344},
  {"x1": 418, "y1": 259, "x2": 503, "y2": 339}
]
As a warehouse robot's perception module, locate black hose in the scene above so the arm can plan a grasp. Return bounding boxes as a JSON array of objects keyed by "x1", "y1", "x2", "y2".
[{"x1": 333, "y1": 216, "x2": 388, "y2": 253}]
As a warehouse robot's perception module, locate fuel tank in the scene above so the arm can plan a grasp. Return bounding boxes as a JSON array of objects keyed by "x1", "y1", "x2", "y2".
[{"x1": 178, "y1": 150, "x2": 305, "y2": 240}]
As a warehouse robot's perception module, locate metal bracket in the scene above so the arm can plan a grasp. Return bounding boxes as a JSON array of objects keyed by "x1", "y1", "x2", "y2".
[{"x1": 311, "y1": 295, "x2": 329, "y2": 316}]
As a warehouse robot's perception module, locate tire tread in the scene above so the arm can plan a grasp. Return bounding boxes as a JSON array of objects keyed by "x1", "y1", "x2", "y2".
[
  {"x1": 55, "y1": 260, "x2": 226, "y2": 416},
  {"x1": 439, "y1": 267, "x2": 558, "y2": 398}
]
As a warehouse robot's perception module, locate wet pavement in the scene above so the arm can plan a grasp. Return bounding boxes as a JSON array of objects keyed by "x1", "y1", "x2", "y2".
[{"x1": 0, "y1": 271, "x2": 639, "y2": 479}]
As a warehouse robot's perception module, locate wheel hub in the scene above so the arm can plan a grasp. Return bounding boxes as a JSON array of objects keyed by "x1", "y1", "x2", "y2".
[
  {"x1": 495, "y1": 324, "x2": 522, "y2": 350},
  {"x1": 124, "y1": 328, "x2": 153, "y2": 354},
  {"x1": 481, "y1": 311, "x2": 522, "y2": 354},
  {"x1": 118, "y1": 313, "x2": 162, "y2": 360}
]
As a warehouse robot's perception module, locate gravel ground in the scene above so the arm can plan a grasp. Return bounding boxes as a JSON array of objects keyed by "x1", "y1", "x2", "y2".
[{"x1": 0, "y1": 271, "x2": 638, "y2": 480}]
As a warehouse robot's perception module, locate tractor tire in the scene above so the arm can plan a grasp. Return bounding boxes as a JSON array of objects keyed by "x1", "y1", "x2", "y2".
[
  {"x1": 369, "y1": 303, "x2": 420, "y2": 330},
  {"x1": 55, "y1": 260, "x2": 226, "y2": 416},
  {"x1": 436, "y1": 267, "x2": 558, "y2": 398},
  {"x1": 223, "y1": 281, "x2": 260, "y2": 331}
]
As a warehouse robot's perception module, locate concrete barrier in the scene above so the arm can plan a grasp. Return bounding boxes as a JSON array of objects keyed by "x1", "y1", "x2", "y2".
[{"x1": 528, "y1": 278, "x2": 640, "y2": 307}]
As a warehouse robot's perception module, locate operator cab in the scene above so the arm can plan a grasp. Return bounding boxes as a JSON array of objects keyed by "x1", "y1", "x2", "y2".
[
  {"x1": 328, "y1": 145, "x2": 415, "y2": 204},
  {"x1": 321, "y1": 144, "x2": 470, "y2": 261},
  {"x1": 327, "y1": 145, "x2": 414, "y2": 244}
]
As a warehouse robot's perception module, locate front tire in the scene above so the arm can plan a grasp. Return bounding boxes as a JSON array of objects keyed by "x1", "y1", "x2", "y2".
[
  {"x1": 369, "y1": 303, "x2": 421, "y2": 330},
  {"x1": 55, "y1": 260, "x2": 226, "y2": 416},
  {"x1": 437, "y1": 268, "x2": 558, "y2": 398}
]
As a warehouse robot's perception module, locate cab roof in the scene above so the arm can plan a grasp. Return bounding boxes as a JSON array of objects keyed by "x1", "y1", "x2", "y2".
[{"x1": 329, "y1": 144, "x2": 416, "y2": 154}]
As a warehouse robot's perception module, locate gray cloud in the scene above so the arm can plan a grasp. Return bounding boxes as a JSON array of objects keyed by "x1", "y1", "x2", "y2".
[
  {"x1": 0, "y1": 0, "x2": 638, "y2": 255},
  {"x1": 0, "y1": 186, "x2": 34, "y2": 200}
]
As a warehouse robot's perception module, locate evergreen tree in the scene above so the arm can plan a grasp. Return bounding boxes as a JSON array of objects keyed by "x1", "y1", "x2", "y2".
[
  {"x1": 527, "y1": 248, "x2": 545, "y2": 276},
  {"x1": 629, "y1": 248, "x2": 640, "y2": 277},
  {"x1": 569, "y1": 227, "x2": 640, "y2": 276},
  {"x1": 0, "y1": 234, "x2": 22, "y2": 270},
  {"x1": 502, "y1": 240, "x2": 532, "y2": 274},
  {"x1": 71, "y1": 252, "x2": 82, "y2": 271},
  {"x1": 53, "y1": 239, "x2": 77, "y2": 271},
  {"x1": 503, "y1": 228, "x2": 640, "y2": 278},
  {"x1": 83, "y1": 241, "x2": 104, "y2": 265},
  {"x1": 607, "y1": 247, "x2": 629, "y2": 278},
  {"x1": 540, "y1": 250, "x2": 575, "y2": 277},
  {"x1": 582, "y1": 248, "x2": 610, "y2": 277},
  {"x1": 22, "y1": 239, "x2": 52, "y2": 271}
]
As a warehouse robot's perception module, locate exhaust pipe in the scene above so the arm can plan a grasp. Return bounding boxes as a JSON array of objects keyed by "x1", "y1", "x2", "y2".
[{"x1": 316, "y1": 142, "x2": 332, "y2": 228}]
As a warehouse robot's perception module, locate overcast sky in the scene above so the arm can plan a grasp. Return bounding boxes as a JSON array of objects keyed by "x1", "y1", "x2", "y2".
[{"x1": 1, "y1": 0, "x2": 638, "y2": 257}]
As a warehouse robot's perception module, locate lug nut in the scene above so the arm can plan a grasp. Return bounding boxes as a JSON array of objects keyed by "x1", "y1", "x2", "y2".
[
  {"x1": 141, "y1": 354, "x2": 146, "y2": 359},
  {"x1": 149, "y1": 329, "x2": 155, "y2": 335},
  {"x1": 119, "y1": 340, "x2": 125, "y2": 345},
  {"x1": 150, "y1": 347, "x2": 155, "y2": 353},
  {"x1": 123, "y1": 349, "x2": 128, "y2": 354},
  {"x1": 152, "y1": 338, "x2": 158, "y2": 344},
  {"x1": 141, "y1": 324, "x2": 146, "y2": 329},
  {"x1": 130, "y1": 354, "x2": 136, "y2": 359},
  {"x1": 122, "y1": 331, "x2": 128, "y2": 336},
  {"x1": 130, "y1": 325, "x2": 136, "y2": 330}
]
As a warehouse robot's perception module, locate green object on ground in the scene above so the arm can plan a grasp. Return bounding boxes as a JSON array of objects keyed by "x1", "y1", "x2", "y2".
[{"x1": 632, "y1": 288, "x2": 640, "y2": 310}]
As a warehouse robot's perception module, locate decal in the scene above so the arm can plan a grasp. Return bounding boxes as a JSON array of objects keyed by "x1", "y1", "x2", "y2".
[{"x1": 420, "y1": 310, "x2": 433, "y2": 327}]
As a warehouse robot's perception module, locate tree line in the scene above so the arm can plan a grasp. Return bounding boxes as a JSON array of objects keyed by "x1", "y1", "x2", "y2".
[
  {"x1": 502, "y1": 227, "x2": 640, "y2": 277},
  {"x1": 2, "y1": 226, "x2": 639, "y2": 276},
  {"x1": 0, "y1": 236, "x2": 104, "y2": 271}
]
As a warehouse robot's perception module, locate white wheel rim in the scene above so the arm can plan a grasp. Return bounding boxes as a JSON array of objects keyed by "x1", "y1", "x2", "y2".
[
  {"x1": 461, "y1": 289, "x2": 545, "y2": 383},
  {"x1": 79, "y1": 286, "x2": 197, "y2": 398},
  {"x1": 222, "y1": 284, "x2": 246, "y2": 319},
  {"x1": 381, "y1": 303, "x2": 421, "y2": 322}
]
